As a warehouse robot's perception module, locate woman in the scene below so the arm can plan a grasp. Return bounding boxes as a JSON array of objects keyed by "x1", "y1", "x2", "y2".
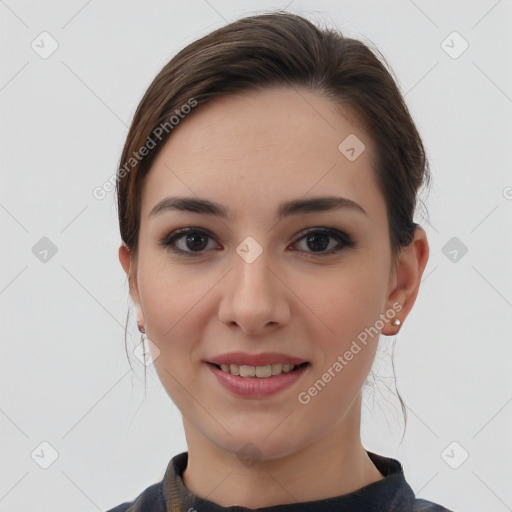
[{"x1": 109, "y1": 11, "x2": 454, "y2": 512}]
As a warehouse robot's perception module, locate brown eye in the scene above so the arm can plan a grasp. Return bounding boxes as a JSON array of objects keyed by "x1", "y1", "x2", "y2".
[
  {"x1": 160, "y1": 228, "x2": 218, "y2": 256},
  {"x1": 159, "y1": 226, "x2": 354, "y2": 258},
  {"x1": 182, "y1": 231, "x2": 209, "y2": 251},
  {"x1": 304, "y1": 232, "x2": 330, "y2": 252},
  {"x1": 292, "y1": 228, "x2": 354, "y2": 256}
]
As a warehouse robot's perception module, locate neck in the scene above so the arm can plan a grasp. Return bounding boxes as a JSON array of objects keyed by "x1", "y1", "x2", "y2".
[{"x1": 180, "y1": 398, "x2": 384, "y2": 508}]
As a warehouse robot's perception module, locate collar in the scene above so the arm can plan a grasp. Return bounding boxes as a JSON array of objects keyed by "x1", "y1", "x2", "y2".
[{"x1": 161, "y1": 450, "x2": 416, "y2": 511}]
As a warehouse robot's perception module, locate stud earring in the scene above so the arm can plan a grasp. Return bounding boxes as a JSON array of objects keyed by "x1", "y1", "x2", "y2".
[{"x1": 392, "y1": 319, "x2": 401, "y2": 327}]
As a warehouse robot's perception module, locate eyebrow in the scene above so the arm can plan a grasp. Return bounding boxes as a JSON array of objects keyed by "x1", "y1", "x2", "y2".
[{"x1": 148, "y1": 195, "x2": 367, "y2": 220}]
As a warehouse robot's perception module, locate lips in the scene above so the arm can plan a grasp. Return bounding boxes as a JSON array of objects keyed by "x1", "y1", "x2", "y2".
[
  {"x1": 207, "y1": 351, "x2": 308, "y2": 367},
  {"x1": 206, "y1": 359, "x2": 310, "y2": 397}
]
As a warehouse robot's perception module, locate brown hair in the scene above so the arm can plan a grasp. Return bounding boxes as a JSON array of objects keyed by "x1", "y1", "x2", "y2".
[{"x1": 116, "y1": 11, "x2": 430, "y2": 437}]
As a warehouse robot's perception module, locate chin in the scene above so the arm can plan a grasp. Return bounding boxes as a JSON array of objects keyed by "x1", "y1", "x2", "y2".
[{"x1": 213, "y1": 430, "x2": 306, "y2": 464}]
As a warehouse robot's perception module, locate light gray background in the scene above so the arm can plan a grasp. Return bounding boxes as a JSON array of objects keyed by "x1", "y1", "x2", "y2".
[{"x1": 1, "y1": 1, "x2": 511, "y2": 511}]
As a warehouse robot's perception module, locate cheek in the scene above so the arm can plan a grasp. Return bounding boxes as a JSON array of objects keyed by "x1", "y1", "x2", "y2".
[
  {"x1": 291, "y1": 273, "x2": 385, "y2": 417},
  {"x1": 295, "y1": 257, "x2": 390, "y2": 340},
  {"x1": 291, "y1": 260, "x2": 390, "y2": 400},
  {"x1": 138, "y1": 262, "x2": 208, "y2": 368},
  {"x1": 139, "y1": 250, "x2": 209, "y2": 329},
  {"x1": 141, "y1": 270, "x2": 206, "y2": 408}
]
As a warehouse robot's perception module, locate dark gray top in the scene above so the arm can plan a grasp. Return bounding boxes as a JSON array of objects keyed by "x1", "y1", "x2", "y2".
[{"x1": 105, "y1": 450, "x2": 455, "y2": 511}]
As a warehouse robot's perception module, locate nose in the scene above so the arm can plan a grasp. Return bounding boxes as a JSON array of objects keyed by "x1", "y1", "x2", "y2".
[{"x1": 217, "y1": 247, "x2": 291, "y2": 335}]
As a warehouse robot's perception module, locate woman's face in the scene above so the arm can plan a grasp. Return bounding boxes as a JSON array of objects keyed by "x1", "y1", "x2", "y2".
[{"x1": 120, "y1": 87, "x2": 410, "y2": 460}]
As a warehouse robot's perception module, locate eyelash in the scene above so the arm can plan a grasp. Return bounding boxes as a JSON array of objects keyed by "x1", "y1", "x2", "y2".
[{"x1": 158, "y1": 226, "x2": 355, "y2": 258}]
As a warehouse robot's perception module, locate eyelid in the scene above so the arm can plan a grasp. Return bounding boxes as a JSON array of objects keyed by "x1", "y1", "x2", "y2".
[
  {"x1": 292, "y1": 226, "x2": 352, "y2": 244},
  {"x1": 159, "y1": 226, "x2": 354, "y2": 257},
  {"x1": 290, "y1": 227, "x2": 355, "y2": 255},
  {"x1": 159, "y1": 227, "x2": 219, "y2": 255}
]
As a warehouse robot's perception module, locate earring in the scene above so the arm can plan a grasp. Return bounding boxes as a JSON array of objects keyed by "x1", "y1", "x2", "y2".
[{"x1": 392, "y1": 319, "x2": 401, "y2": 327}]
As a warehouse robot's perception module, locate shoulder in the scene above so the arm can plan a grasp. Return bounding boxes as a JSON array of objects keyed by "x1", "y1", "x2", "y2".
[
  {"x1": 104, "y1": 452, "x2": 184, "y2": 512},
  {"x1": 413, "y1": 497, "x2": 456, "y2": 511},
  {"x1": 104, "y1": 481, "x2": 164, "y2": 512},
  {"x1": 366, "y1": 451, "x2": 456, "y2": 512}
]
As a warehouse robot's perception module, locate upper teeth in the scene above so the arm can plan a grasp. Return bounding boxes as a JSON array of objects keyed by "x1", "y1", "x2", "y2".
[{"x1": 219, "y1": 363, "x2": 297, "y2": 378}]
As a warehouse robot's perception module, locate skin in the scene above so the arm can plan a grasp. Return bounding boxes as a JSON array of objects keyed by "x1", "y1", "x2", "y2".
[{"x1": 119, "y1": 86, "x2": 429, "y2": 508}]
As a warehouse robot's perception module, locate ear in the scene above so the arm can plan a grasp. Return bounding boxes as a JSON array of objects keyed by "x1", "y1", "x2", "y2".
[
  {"x1": 381, "y1": 226, "x2": 429, "y2": 335},
  {"x1": 118, "y1": 243, "x2": 145, "y2": 331}
]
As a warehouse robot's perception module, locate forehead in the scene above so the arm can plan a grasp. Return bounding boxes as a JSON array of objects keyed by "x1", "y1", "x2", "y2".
[{"x1": 141, "y1": 87, "x2": 382, "y2": 220}]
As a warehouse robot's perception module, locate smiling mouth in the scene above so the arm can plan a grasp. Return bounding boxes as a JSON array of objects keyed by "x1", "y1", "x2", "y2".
[{"x1": 209, "y1": 362, "x2": 310, "y2": 378}]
